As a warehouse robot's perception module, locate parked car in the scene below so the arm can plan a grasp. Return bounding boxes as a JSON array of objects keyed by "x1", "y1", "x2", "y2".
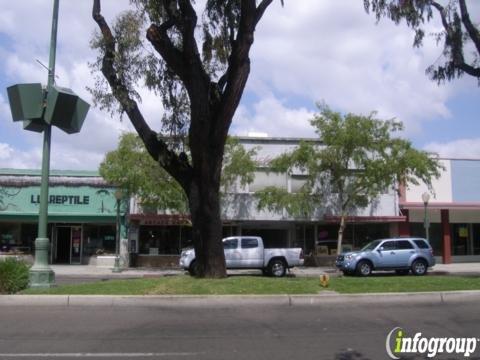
[
  {"x1": 335, "y1": 237, "x2": 435, "y2": 276},
  {"x1": 180, "y1": 236, "x2": 304, "y2": 277}
]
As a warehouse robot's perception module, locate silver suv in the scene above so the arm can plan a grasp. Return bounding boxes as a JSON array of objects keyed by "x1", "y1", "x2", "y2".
[{"x1": 335, "y1": 237, "x2": 435, "y2": 276}]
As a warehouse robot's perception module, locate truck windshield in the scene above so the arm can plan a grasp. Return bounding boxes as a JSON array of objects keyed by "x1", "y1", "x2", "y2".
[{"x1": 361, "y1": 240, "x2": 382, "y2": 251}]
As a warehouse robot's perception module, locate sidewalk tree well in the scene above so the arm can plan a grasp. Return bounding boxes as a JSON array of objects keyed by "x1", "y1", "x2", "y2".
[
  {"x1": 90, "y1": 0, "x2": 277, "y2": 277},
  {"x1": 256, "y1": 103, "x2": 444, "y2": 255},
  {"x1": 364, "y1": 0, "x2": 480, "y2": 84},
  {"x1": 99, "y1": 133, "x2": 256, "y2": 212}
]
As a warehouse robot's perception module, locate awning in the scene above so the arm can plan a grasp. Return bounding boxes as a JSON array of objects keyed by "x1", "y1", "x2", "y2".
[{"x1": 128, "y1": 214, "x2": 191, "y2": 226}]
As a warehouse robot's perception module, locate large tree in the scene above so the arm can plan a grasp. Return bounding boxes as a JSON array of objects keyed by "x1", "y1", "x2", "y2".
[
  {"x1": 257, "y1": 104, "x2": 443, "y2": 255},
  {"x1": 91, "y1": 0, "x2": 278, "y2": 277},
  {"x1": 100, "y1": 133, "x2": 256, "y2": 213},
  {"x1": 364, "y1": 0, "x2": 480, "y2": 84}
]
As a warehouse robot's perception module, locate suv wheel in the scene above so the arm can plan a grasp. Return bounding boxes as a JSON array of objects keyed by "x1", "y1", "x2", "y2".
[
  {"x1": 411, "y1": 259, "x2": 428, "y2": 276},
  {"x1": 356, "y1": 260, "x2": 372, "y2": 277}
]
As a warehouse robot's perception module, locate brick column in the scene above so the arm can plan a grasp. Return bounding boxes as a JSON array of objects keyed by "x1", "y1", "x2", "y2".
[
  {"x1": 398, "y1": 209, "x2": 410, "y2": 237},
  {"x1": 441, "y1": 209, "x2": 452, "y2": 264}
]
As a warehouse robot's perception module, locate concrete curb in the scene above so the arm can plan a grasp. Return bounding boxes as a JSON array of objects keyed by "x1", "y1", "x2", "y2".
[{"x1": 1, "y1": 291, "x2": 480, "y2": 307}]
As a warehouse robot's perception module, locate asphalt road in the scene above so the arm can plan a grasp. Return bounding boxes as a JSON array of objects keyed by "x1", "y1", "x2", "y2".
[{"x1": 0, "y1": 301, "x2": 479, "y2": 360}]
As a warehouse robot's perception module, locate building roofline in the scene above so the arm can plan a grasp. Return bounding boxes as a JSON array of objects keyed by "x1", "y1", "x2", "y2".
[
  {"x1": 0, "y1": 169, "x2": 100, "y2": 177},
  {"x1": 235, "y1": 136, "x2": 321, "y2": 144}
]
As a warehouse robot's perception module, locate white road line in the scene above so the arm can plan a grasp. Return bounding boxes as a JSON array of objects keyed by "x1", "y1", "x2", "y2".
[{"x1": 0, "y1": 353, "x2": 198, "y2": 358}]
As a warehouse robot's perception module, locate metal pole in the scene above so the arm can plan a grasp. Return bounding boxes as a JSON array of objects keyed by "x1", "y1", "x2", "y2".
[
  {"x1": 113, "y1": 197, "x2": 122, "y2": 272},
  {"x1": 29, "y1": 0, "x2": 59, "y2": 288},
  {"x1": 424, "y1": 202, "x2": 430, "y2": 242}
]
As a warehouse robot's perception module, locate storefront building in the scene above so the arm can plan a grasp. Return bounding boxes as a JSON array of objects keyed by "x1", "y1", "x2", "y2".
[
  {"x1": 401, "y1": 159, "x2": 480, "y2": 264},
  {"x1": 4, "y1": 143, "x2": 478, "y2": 268},
  {"x1": 0, "y1": 169, "x2": 126, "y2": 266},
  {"x1": 128, "y1": 137, "x2": 405, "y2": 266}
]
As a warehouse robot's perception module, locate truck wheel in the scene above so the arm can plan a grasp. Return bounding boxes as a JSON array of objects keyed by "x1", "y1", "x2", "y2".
[
  {"x1": 356, "y1": 260, "x2": 372, "y2": 277},
  {"x1": 188, "y1": 260, "x2": 199, "y2": 277},
  {"x1": 268, "y1": 259, "x2": 286, "y2": 277},
  {"x1": 411, "y1": 259, "x2": 428, "y2": 276}
]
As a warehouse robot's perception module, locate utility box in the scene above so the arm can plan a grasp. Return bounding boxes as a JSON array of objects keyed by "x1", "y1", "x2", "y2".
[
  {"x1": 44, "y1": 86, "x2": 90, "y2": 134},
  {"x1": 6, "y1": 83, "x2": 44, "y2": 121}
]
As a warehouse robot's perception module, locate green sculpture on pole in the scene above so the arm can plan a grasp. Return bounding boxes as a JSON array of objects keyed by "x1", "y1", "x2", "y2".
[{"x1": 6, "y1": 0, "x2": 90, "y2": 288}]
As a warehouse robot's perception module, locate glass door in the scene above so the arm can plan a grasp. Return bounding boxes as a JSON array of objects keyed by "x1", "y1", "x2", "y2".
[{"x1": 71, "y1": 226, "x2": 82, "y2": 265}]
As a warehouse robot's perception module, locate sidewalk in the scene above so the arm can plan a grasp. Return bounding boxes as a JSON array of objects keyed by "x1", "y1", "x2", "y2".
[{"x1": 48, "y1": 262, "x2": 480, "y2": 284}]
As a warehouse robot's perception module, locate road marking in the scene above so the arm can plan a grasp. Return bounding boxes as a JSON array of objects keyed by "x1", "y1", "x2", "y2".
[{"x1": 0, "y1": 353, "x2": 198, "y2": 358}]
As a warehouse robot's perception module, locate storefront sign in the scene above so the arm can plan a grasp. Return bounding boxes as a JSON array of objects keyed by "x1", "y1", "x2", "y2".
[
  {"x1": 30, "y1": 194, "x2": 90, "y2": 205},
  {"x1": 0, "y1": 184, "x2": 118, "y2": 216}
]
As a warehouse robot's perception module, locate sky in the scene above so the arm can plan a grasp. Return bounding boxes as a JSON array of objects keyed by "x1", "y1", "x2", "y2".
[{"x1": 0, "y1": 0, "x2": 479, "y2": 171}]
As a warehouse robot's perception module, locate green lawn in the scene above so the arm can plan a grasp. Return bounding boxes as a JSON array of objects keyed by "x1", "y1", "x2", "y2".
[{"x1": 20, "y1": 275, "x2": 480, "y2": 296}]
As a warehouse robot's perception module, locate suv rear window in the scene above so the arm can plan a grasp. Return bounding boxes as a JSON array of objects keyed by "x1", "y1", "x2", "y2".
[
  {"x1": 396, "y1": 240, "x2": 414, "y2": 250},
  {"x1": 413, "y1": 239, "x2": 430, "y2": 249}
]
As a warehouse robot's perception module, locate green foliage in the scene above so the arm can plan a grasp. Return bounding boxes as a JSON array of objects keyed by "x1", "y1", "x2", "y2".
[
  {"x1": 257, "y1": 102, "x2": 443, "y2": 221},
  {"x1": 364, "y1": 0, "x2": 480, "y2": 84},
  {"x1": 0, "y1": 258, "x2": 30, "y2": 294},
  {"x1": 90, "y1": 1, "x2": 280, "y2": 142},
  {"x1": 100, "y1": 133, "x2": 256, "y2": 210},
  {"x1": 99, "y1": 133, "x2": 188, "y2": 212},
  {"x1": 222, "y1": 137, "x2": 258, "y2": 193}
]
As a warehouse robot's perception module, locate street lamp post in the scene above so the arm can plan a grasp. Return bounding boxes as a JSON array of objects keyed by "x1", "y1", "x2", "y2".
[
  {"x1": 6, "y1": 0, "x2": 90, "y2": 288},
  {"x1": 113, "y1": 190, "x2": 123, "y2": 273},
  {"x1": 28, "y1": 0, "x2": 60, "y2": 288},
  {"x1": 422, "y1": 192, "x2": 430, "y2": 242}
]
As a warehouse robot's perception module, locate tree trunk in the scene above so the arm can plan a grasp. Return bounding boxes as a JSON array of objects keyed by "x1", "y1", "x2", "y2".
[
  {"x1": 336, "y1": 214, "x2": 346, "y2": 255},
  {"x1": 187, "y1": 142, "x2": 227, "y2": 278}
]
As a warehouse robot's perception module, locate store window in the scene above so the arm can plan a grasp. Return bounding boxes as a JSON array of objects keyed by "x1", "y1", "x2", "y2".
[
  {"x1": 0, "y1": 223, "x2": 21, "y2": 253},
  {"x1": 472, "y1": 224, "x2": 480, "y2": 255},
  {"x1": 139, "y1": 226, "x2": 185, "y2": 255},
  {"x1": 83, "y1": 224, "x2": 116, "y2": 256},
  {"x1": 451, "y1": 224, "x2": 470, "y2": 255},
  {"x1": 242, "y1": 228, "x2": 288, "y2": 248}
]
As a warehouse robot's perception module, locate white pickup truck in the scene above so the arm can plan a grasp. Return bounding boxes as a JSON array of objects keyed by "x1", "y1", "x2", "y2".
[{"x1": 179, "y1": 236, "x2": 304, "y2": 277}]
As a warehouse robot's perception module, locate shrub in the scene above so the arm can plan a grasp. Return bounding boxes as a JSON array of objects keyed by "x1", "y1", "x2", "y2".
[{"x1": 0, "y1": 258, "x2": 30, "y2": 294}]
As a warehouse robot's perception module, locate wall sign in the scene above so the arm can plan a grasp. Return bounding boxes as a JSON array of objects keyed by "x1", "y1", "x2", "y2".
[{"x1": 31, "y1": 195, "x2": 90, "y2": 205}]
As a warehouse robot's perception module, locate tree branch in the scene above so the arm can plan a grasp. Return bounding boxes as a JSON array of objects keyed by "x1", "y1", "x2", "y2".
[
  {"x1": 92, "y1": 0, "x2": 192, "y2": 191},
  {"x1": 431, "y1": 1, "x2": 480, "y2": 78},
  {"x1": 458, "y1": 0, "x2": 480, "y2": 62},
  {"x1": 214, "y1": 0, "x2": 267, "y2": 141},
  {"x1": 255, "y1": 0, "x2": 274, "y2": 25}
]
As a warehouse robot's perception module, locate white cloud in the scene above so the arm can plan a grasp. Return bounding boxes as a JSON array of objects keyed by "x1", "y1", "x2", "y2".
[
  {"x1": 0, "y1": 0, "x2": 479, "y2": 171},
  {"x1": 233, "y1": 95, "x2": 315, "y2": 138},
  {"x1": 246, "y1": 0, "x2": 457, "y2": 136},
  {"x1": 0, "y1": 142, "x2": 42, "y2": 169},
  {"x1": 425, "y1": 139, "x2": 480, "y2": 159}
]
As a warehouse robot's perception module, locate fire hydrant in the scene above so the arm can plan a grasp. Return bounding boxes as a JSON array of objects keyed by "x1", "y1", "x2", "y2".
[{"x1": 319, "y1": 274, "x2": 330, "y2": 288}]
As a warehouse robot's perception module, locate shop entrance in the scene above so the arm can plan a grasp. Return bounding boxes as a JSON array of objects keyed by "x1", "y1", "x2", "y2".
[{"x1": 54, "y1": 226, "x2": 82, "y2": 264}]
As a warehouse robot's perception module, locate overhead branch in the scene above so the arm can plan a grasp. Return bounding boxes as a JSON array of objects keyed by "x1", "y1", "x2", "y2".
[
  {"x1": 92, "y1": 0, "x2": 192, "y2": 191},
  {"x1": 214, "y1": 0, "x2": 273, "y2": 141},
  {"x1": 255, "y1": 0, "x2": 274, "y2": 25},
  {"x1": 431, "y1": 1, "x2": 480, "y2": 78}
]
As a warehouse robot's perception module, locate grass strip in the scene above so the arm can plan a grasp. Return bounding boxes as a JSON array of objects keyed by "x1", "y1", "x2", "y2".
[{"x1": 19, "y1": 275, "x2": 480, "y2": 296}]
